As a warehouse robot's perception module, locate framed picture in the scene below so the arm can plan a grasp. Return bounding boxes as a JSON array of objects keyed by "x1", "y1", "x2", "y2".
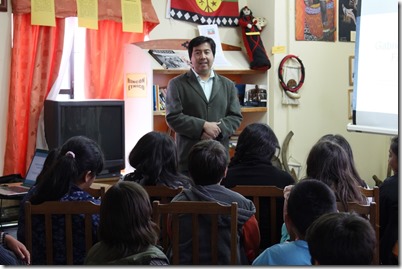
[
  {"x1": 0, "y1": 0, "x2": 7, "y2": 12},
  {"x1": 348, "y1": 89, "x2": 353, "y2": 120},
  {"x1": 349, "y1": 56, "x2": 354, "y2": 86}
]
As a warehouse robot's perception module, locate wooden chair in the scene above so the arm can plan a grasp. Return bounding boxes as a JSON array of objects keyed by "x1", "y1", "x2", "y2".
[
  {"x1": 143, "y1": 185, "x2": 183, "y2": 203},
  {"x1": 359, "y1": 186, "x2": 380, "y2": 249},
  {"x1": 359, "y1": 186, "x2": 379, "y2": 203},
  {"x1": 336, "y1": 201, "x2": 379, "y2": 265},
  {"x1": 24, "y1": 200, "x2": 100, "y2": 265},
  {"x1": 230, "y1": 185, "x2": 284, "y2": 246},
  {"x1": 85, "y1": 186, "x2": 106, "y2": 198},
  {"x1": 152, "y1": 200, "x2": 238, "y2": 265},
  {"x1": 359, "y1": 186, "x2": 380, "y2": 226}
]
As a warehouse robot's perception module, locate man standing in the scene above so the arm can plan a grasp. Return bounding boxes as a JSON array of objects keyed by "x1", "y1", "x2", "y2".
[{"x1": 166, "y1": 36, "x2": 242, "y2": 173}]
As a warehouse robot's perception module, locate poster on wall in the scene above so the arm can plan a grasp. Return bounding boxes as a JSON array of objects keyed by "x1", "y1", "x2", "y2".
[
  {"x1": 295, "y1": 0, "x2": 337, "y2": 41},
  {"x1": 126, "y1": 73, "x2": 147, "y2": 98},
  {"x1": 338, "y1": 0, "x2": 358, "y2": 42}
]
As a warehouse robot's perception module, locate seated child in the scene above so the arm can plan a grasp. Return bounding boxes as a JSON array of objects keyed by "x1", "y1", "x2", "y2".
[
  {"x1": 85, "y1": 181, "x2": 169, "y2": 265},
  {"x1": 306, "y1": 211, "x2": 376, "y2": 265},
  {"x1": 252, "y1": 179, "x2": 337, "y2": 265},
  {"x1": 379, "y1": 135, "x2": 398, "y2": 265},
  {"x1": 170, "y1": 140, "x2": 260, "y2": 264},
  {"x1": 20, "y1": 136, "x2": 104, "y2": 264}
]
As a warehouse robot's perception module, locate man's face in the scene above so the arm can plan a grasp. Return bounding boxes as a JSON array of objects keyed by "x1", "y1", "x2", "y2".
[{"x1": 190, "y1": 42, "x2": 214, "y2": 76}]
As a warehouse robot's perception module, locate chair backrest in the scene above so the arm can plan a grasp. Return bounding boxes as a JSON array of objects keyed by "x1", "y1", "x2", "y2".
[
  {"x1": 230, "y1": 185, "x2": 284, "y2": 246},
  {"x1": 336, "y1": 201, "x2": 379, "y2": 265},
  {"x1": 143, "y1": 185, "x2": 183, "y2": 203},
  {"x1": 24, "y1": 200, "x2": 100, "y2": 265},
  {"x1": 152, "y1": 200, "x2": 238, "y2": 265},
  {"x1": 85, "y1": 186, "x2": 106, "y2": 198},
  {"x1": 358, "y1": 186, "x2": 379, "y2": 231}
]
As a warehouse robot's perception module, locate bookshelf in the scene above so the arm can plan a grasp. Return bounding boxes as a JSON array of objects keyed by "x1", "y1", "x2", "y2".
[{"x1": 130, "y1": 39, "x2": 269, "y2": 137}]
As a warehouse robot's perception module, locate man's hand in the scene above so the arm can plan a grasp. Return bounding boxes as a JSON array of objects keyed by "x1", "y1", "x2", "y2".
[
  {"x1": 201, "y1": 131, "x2": 214, "y2": 140},
  {"x1": 203, "y1": 121, "x2": 221, "y2": 139}
]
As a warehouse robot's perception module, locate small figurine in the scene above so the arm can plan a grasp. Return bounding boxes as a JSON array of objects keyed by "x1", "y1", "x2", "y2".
[{"x1": 239, "y1": 6, "x2": 271, "y2": 71}]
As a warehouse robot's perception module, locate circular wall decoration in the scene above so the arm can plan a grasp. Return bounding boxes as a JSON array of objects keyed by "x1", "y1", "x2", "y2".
[{"x1": 278, "y1": 55, "x2": 305, "y2": 98}]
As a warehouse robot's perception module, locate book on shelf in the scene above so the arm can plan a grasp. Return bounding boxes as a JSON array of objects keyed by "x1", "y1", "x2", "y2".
[
  {"x1": 236, "y1": 84, "x2": 267, "y2": 107},
  {"x1": 153, "y1": 85, "x2": 168, "y2": 111},
  {"x1": 152, "y1": 85, "x2": 158, "y2": 111},
  {"x1": 148, "y1": 49, "x2": 190, "y2": 69},
  {"x1": 159, "y1": 86, "x2": 167, "y2": 110}
]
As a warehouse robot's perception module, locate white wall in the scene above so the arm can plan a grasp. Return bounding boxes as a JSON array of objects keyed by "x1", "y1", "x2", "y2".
[
  {"x1": 0, "y1": 3, "x2": 11, "y2": 175},
  {"x1": 0, "y1": 0, "x2": 391, "y2": 185},
  {"x1": 149, "y1": 0, "x2": 390, "y2": 186},
  {"x1": 271, "y1": 1, "x2": 390, "y2": 186}
]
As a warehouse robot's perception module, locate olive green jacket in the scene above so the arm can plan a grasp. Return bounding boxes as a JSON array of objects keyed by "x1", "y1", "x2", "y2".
[{"x1": 166, "y1": 70, "x2": 242, "y2": 172}]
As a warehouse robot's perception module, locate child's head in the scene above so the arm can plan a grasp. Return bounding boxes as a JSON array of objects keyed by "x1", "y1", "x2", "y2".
[
  {"x1": 128, "y1": 131, "x2": 181, "y2": 185},
  {"x1": 306, "y1": 139, "x2": 366, "y2": 206},
  {"x1": 317, "y1": 134, "x2": 366, "y2": 187},
  {"x1": 58, "y1": 135, "x2": 104, "y2": 182},
  {"x1": 286, "y1": 179, "x2": 337, "y2": 239},
  {"x1": 31, "y1": 136, "x2": 104, "y2": 204},
  {"x1": 306, "y1": 139, "x2": 352, "y2": 183},
  {"x1": 388, "y1": 136, "x2": 398, "y2": 174},
  {"x1": 230, "y1": 123, "x2": 279, "y2": 165},
  {"x1": 98, "y1": 181, "x2": 158, "y2": 255},
  {"x1": 188, "y1": 140, "x2": 228, "y2": 185},
  {"x1": 306, "y1": 212, "x2": 376, "y2": 265},
  {"x1": 318, "y1": 134, "x2": 354, "y2": 159}
]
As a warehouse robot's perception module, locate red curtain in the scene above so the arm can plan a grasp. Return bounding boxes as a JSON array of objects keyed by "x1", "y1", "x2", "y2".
[
  {"x1": 4, "y1": 14, "x2": 64, "y2": 176},
  {"x1": 84, "y1": 20, "x2": 147, "y2": 99},
  {"x1": 11, "y1": 0, "x2": 160, "y2": 26},
  {"x1": 5, "y1": 0, "x2": 159, "y2": 176}
]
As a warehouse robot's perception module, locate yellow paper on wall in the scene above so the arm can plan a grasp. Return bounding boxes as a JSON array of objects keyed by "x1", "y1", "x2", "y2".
[
  {"x1": 126, "y1": 73, "x2": 147, "y2": 98},
  {"x1": 77, "y1": 0, "x2": 98, "y2": 30},
  {"x1": 121, "y1": 0, "x2": 143, "y2": 33},
  {"x1": 31, "y1": 0, "x2": 56, "y2": 27},
  {"x1": 271, "y1": 46, "x2": 286, "y2": 54}
]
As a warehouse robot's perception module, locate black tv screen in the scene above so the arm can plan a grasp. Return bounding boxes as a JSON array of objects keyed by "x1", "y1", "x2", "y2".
[{"x1": 44, "y1": 99, "x2": 125, "y2": 176}]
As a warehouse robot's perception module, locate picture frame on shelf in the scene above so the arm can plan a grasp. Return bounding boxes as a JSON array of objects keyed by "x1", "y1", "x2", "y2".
[
  {"x1": 349, "y1": 56, "x2": 354, "y2": 86},
  {"x1": 243, "y1": 84, "x2": 267, "y2": 108},
  {"x1": 348, "y1": 89, "x2": 353, "y2": 120},
  {"x1": 0, "y1": 0, "x2": 7, "y2": 12}
]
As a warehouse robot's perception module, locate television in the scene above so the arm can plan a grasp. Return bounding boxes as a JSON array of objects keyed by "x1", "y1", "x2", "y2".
[{"x1": 44, "y1": 99, "x2": 125, "y2": 176}]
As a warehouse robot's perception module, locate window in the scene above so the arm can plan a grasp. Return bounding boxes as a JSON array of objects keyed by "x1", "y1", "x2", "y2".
[{"x1": 57, "y1": 17, "x2": 86, "y2": 100}]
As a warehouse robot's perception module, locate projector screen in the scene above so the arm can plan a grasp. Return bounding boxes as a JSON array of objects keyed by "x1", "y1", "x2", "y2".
[{"x1": 347, "y1": 0, "x2": 398, "y2": 136}]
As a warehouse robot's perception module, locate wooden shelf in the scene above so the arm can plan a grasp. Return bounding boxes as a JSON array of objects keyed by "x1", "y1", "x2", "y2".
[
  {"x1": 134, "y1": 39, "x2": 242, "y2": 51},
  {"x1": 153, "y1": 69, "x2": 265, "y2": 75},
  {"x1": 154, "y1": 111, "x2": 166, "y2": 116},
  {"x1": 136, "y1": 39, "x2": 265, "y2": 76},
  {"x1": 240, "y1": 107, "x2": 267, "y2": 112},
  {"x1": 133, "y1": 39, "x2": 269, "y2": 135},
  {"x1": 154, "y1": 107, "x2": 267, "y2": 116}
]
